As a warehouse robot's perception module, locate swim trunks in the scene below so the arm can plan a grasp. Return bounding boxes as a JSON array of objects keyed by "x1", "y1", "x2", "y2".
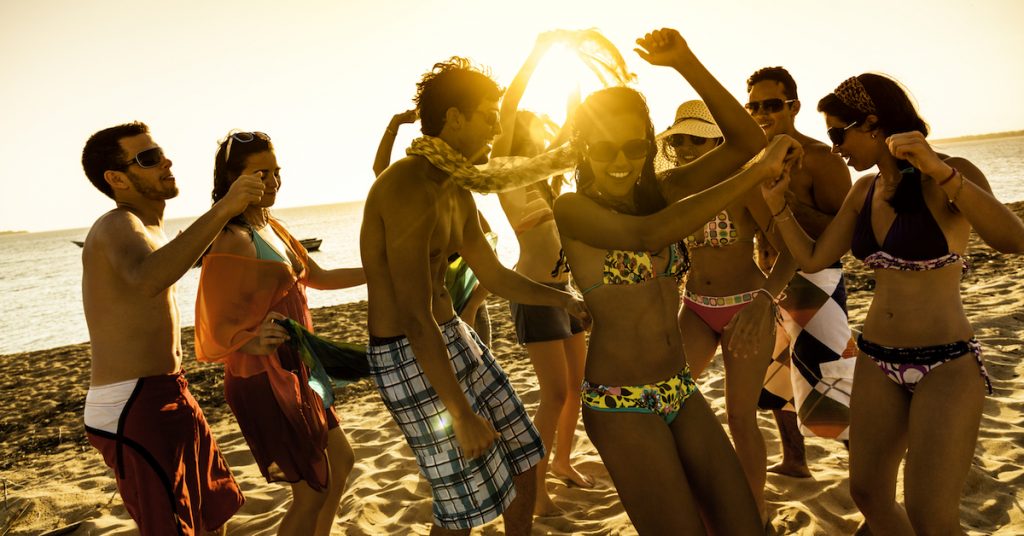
[
  {"x1": 509, "y1": 282, "x2": 585, "y2": 344},
  {"x1": 84, "y1": 370, "x2": 243, "y2": 535},
  {"x1": 368, "y1": 317, "x2": 544, "y2": 530}
]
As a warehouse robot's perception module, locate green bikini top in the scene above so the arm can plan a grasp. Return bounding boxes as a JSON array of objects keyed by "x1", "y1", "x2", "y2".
[{"x1": 580, "y1": 242, "x2": 687, "y2": 295}]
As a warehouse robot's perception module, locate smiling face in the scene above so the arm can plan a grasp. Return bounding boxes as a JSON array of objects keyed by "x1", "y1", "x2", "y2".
[
  {"x1": 240, "y1": 150, "x2": 281, "y2": 208},
  {"x1": 118, "y1": 133, "x2": 177, "y2": 200},
  {"x1": 747, "y1": 80, "x2": 797, "y2": 138},
  {"x1": 584, "y1": 113, "x2": 649, "y2": 201},
  {"x1": 824, "y1": 113, "x2": 880, "y2": 171}
]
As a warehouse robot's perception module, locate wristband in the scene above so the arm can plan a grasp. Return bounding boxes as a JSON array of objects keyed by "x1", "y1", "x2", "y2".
[
  {"x1": 771, "y1": 201, "x2": 789, "y2": 218},
  {"x1": 937, "y1": 166, "x2": 959, "y2": 186}
]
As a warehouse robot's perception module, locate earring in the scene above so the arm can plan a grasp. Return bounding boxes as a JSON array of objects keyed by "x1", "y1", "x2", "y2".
[{"x1": 871, "y1": 133, "x2": 877, "y2": 139}]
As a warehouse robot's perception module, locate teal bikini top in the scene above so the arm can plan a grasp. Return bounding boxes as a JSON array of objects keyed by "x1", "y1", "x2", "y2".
[{"x1": 249, "y1": 225, "x2": 289, "y2": 264}]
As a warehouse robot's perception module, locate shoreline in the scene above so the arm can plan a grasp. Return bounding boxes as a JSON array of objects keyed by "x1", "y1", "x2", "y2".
[{"x1": 1, "y1": 204, "x2": 1022, "y2": 534}]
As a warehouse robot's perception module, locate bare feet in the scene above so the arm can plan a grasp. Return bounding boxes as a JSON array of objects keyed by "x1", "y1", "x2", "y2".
[
  {"x1": 534, "y1": 493, "x2": 564, "y2": 517},
  {"x1": 767, "y1": 461, "x2": 812, "y2": 478},
  {"x1": 549, "y1": 463, "x2": 594, "y2": 488}
]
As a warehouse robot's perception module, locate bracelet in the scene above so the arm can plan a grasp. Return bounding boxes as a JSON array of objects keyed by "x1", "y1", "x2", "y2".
[
  {"x1": 771, "y1": 201, "x2": 789, "y2": 218},
  {"x1": 774, "y1": 209, "x2": 793, "y2": 223},
  {"x1": 937, "y1": 166, "x2": 959, "y2": 186},
  {"x1": 948, "y1": 173, "x2": 966, "y2": 205}
]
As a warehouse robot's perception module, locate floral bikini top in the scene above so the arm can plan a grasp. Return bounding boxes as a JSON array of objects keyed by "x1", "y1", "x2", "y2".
[
  {"x1": 580, "y1": 243, "x2": 688, "y2": 295},
  {"x1": 682, "y1": 210, "x2": 738, "y2": 249}
]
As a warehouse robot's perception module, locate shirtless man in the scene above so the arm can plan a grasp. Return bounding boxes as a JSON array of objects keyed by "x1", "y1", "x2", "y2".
[
  {"x1": 746, "y1": 67, "x2": 855, "y2": 477},
  {"x1": 80, "y1": 122, "x2": 261, "y2": 535},
  {"x1": 360, "y1": 58, "x2": 588, "y2": 535}
]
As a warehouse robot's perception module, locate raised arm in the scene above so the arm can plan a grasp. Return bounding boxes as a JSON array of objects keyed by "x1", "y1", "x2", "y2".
[
  {"x1": 372, "y1": 109, "x2": 417, "y2": 177},
  {"x1": 556, "y1": 134, "x2": 800, "y2": 252},
  {"x1": 93, "y1": 174, "x2": 263, "y2": 297},
  {"x1": 634, "y1": 29, "x2": 766, "y2": 202},
  {"x1": 490, "y1": 32, "x2": 560, "y2": 158},
  {"x1": 887, "y1": 132, "x2": 1024, "y2": 253}
]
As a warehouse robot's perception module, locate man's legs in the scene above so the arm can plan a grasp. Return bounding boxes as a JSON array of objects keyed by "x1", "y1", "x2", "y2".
[
  {"x1": 502, "y1": 466, "x2": 538, "y2": 536},
  {"x1": 769, "y1": 409, "x2": 810, "y2": 478}
]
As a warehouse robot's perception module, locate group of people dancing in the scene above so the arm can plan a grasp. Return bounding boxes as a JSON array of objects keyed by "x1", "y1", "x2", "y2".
[{"x1": 78, "y1": 25, "x2": 1024, "y2": 536}]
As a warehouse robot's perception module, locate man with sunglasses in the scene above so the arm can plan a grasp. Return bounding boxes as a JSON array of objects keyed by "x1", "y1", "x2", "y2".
[
  {"x1": 745, "y1": 67, "x2": 856, "y2": 478},
  {"x1": 80, "y1": 121, "x2": 264, "y2": 535},
  {"x1": 361, "y1": 58, "x2": 588, "y2": 534}
]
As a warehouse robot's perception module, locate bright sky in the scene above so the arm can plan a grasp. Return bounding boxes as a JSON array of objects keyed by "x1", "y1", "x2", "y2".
[{"x1": 2, "y1": 0, "x2": 1022, "y2": 233}]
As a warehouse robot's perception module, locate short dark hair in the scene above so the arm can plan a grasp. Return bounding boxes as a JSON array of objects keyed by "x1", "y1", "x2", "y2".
[
  {"x1": 747, "y1": 66, "x2": 798, "y2": 100},
  {"x1": 572, "y1": 86, "x2": 664, "y2": 216},
  {"x1": 414, "y1": 57, "x2": 503, "y2": 137},
  {"x1": 81, "y1": 121, "x2": 149, "y2": 199}
]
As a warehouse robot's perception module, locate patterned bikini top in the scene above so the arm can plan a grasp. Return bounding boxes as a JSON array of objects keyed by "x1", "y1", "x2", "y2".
[
  {"x1": 580, "y1": 242, "x2": 688, "y2": 295},
  {"x1": 683, "y1": 210, "x2": 738, "y2": 249}
]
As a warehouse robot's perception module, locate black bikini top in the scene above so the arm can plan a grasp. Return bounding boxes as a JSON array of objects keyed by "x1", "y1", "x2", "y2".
[{"x1": 851, "y1": 169, "x2": 952, "y2": 264}]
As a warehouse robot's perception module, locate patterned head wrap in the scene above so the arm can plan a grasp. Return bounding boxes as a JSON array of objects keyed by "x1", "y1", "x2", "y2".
[{"x1": 834, "y1": 76, "x2": 877, "y2": 115}]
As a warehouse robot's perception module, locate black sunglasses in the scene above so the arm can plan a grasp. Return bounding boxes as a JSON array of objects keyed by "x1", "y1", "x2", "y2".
[
  {"x1": 587, "y1": 139, "x2": 650, "y2": 162},
  {"x1": 125, "y1": 147, "x2": 165, "y2": 169},
  {"x1": 744, "y1": 98, "x2": 796, "y2": 114},
  {"x1": 826, "y1": 121, "x2": 860, "y2": 146},
  {"x1": 667, "y1": 134, "x2": 711, "y2": 147},
  {"x1": 224, "y1": 131, "x2": 271, "y2": 161}
]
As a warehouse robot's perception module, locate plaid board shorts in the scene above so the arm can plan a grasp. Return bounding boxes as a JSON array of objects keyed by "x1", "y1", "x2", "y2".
[{"x1": 368, "y1": 316, "x2": 544, "y2": 530}]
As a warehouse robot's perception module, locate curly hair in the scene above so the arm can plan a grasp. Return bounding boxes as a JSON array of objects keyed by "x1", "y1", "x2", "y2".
[
  {"x1": 81, "y1": 121, "x2": 149, "y2": 199},
  {"x1": 414, "y1": 56, "x2": 503, "y2": 137},
  {"x1": 572, "y1": 86, "x2": 665, "y2": 216}
]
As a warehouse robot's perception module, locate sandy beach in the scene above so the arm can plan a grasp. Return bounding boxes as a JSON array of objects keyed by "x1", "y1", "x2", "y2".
[{"x1": 2, "y1": 202, "x2": 1022, "y2": 535}]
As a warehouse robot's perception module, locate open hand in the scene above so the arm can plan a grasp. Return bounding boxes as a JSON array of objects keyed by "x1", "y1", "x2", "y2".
[
  {"x1": 566, "y1": 296, "x2": 592, "y2": 331},
  {"x1": 724, "y1": 296, "x2": 777, "y2": 360},
  {"x1": 634, "y1": 28, "x2": 691, "y2": 68}
]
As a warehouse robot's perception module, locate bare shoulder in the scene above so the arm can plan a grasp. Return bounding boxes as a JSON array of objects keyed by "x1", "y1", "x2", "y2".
[
  {"x1": 209, "y1": 224, "x2": 255, "y2": 256},
  {"x1": 86, "y1": 209, "x2": 148, "y2": 250},
  {"x1": 800, "y1": 140, "x2": 844, "y2": 168},
  {"x1": 371, "y1": 156, "x2": 442, "y2": 205},
  {"x1": 942, "y1": 155, "x2": 992, "y2": 193}
]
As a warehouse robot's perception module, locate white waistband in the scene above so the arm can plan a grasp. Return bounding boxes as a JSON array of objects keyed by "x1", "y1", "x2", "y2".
[{"x1": 85, "y1": 378, "x2": 140, "y2": 434}]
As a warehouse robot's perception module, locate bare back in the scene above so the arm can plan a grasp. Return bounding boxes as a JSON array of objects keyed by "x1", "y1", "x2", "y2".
[
  {"x1": 361, "y1": 156, "x2": 480, "y2": 337},
  {"x1": 83, "y1": 209, "x2": 182, "y2": 386}
]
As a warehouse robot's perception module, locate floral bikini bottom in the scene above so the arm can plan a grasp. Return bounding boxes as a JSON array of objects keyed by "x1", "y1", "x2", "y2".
[{"x1": 581, "y1": 366, "x2": 698, "y2": 425}]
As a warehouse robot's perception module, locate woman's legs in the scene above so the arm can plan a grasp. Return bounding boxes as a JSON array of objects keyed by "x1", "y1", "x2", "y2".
[
  {"x1": 904, "y1": 353, "x2": 986, "y2": 534},
  {"x1": 525, "y1": 339, "x2": 571, "y2": 515},
  {"x1": 671, "y1": 392, "x2": 763, "y2": 535},
  {"x1": 583, "y1": 407, "x2": 706, "y2": 535},
  {"x1": 280, "y1": 479, "x2": 328, "y2": 535},
  {"x1": 848, "y1": 354, "x2": 913, "y2": 535},
  {"x1": 549, "y1": 332, "x2": 593, "y2": 487},
  {"x1": 678, "y1": 304, "x2": 722, "y2": 378},
  {"x1": 720, "y1": 321, "x2": 774, "y2": 520},
  {"x1": 314, "y1": 426, "x2": 355, "y2": 536}
]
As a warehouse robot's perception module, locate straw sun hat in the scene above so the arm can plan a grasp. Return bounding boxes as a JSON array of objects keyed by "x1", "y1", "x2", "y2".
[{"x1": 657, "y1": 100, "x2": 723, "y2": 140}]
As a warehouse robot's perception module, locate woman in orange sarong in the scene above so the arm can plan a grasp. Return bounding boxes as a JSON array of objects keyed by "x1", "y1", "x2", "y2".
[{"x1": 195, "y1": 131, "x2": 365, "y2": 536}]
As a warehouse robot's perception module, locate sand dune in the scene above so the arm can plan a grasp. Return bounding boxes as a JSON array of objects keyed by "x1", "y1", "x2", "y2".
[{"x1": 2, "y1": 204, "x2": 1023, "y2": 535}]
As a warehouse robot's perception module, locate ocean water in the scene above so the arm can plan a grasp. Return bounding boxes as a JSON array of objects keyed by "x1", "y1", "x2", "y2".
[{"x1": 1, "y1": 136, "x2": 1021, "y2": 355}]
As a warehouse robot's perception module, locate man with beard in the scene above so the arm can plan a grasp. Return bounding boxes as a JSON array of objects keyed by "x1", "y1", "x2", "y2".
[
  {"x1": 746, "y1": 67, "x2": 857, "y2": 477},
  {"x1": 80, "y1": 122, "x2": 261, "y2": 535}
]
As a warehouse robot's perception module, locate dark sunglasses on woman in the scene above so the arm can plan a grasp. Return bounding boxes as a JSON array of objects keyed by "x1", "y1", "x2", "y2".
[{"x1": 587, "y1": 139, "x2": 650, "y2": 162}]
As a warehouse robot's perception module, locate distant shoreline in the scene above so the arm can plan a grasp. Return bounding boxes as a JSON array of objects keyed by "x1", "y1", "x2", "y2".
[
  {"x1": 0, "y1": 230, "x2": 27, "y2": 235},
  {"x1": 932, "y1": 129, "x2": 1024, "y2": 144}
]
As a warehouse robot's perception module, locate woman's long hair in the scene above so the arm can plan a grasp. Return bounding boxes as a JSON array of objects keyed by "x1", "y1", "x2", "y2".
[
  {"x1": 818, "y1": 73, "x2": 929, "y2": 212},
  {"x1": 211, "y1": 132, "x2": 274, "y2": 228},
  {"x1": 572, "y1": 86, "x2": 665, "y2": 216}
]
